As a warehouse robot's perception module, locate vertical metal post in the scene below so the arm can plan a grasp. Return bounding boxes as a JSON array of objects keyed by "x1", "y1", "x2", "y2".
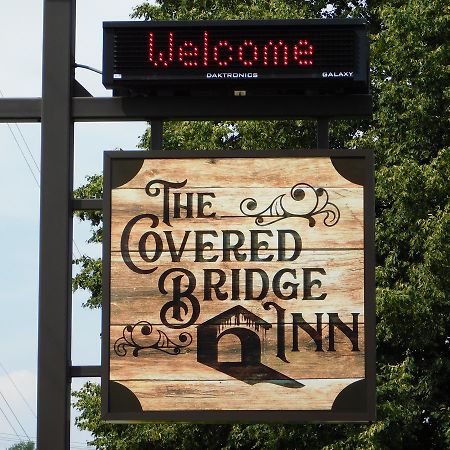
[
  {"x1": 37, "y1": 0, "x2": 75, "y2": 448},
  {"x1": 151, "y1": 120, "x2": 163, "y2": 150},
  {"x1": 317, "y1": 118, "x2": 330, "y2": 149}
]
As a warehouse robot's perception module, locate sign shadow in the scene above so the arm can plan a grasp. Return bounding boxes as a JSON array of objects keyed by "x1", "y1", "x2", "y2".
[{"x1": 208, "y1": 362, "x2": 304, "y2": 388}]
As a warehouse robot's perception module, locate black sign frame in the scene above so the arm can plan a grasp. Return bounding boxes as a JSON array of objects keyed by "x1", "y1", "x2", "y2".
[
  {"x1": 102, "y1": 148, "x2": 376, "y2": 423},
  {"x1": 103, "y1": 19, "x2": 369, "y2": 96}
]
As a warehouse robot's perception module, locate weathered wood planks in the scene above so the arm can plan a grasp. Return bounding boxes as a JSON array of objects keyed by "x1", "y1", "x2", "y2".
[
  {"x1": 111, "y1": 187, "x2": 364, "y2": 251},
  {"x1": 114, "y1": 158, "x2": 362, "y2": 190},
  {"x1": 110, "y1": 324, "x2": 365, "y2": 381},
  {"x1": 105, "y1": 153, "x2": 371, "y2": 418},
  {"x1": 110, "y1": 250, "x2": 364, "y2": 325},
  {"x1": 116, "y1": 378, "x2": 361, "y2": 411}
]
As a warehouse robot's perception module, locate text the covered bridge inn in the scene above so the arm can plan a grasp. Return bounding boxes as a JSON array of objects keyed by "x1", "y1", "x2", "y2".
[{"x1": 103, "y1": 149, "x2": 374, "y2": 421}]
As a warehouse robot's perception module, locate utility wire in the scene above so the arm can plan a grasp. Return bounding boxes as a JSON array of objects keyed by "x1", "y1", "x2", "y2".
[
  {"x1": 0, "y1": 402, "x2": 20, "y2": 440},
  {"x1": 0, "y1": 88, "x2": 40, "y2": 187},
  {"x1": 0, "y1": 432, "x2": 92, "y2": 448},
  {"x1": 0, "y1": 89, "x2": 40, "y2": 173},
  {"x1": 0, "y1": 87, "x2": 94, "y2": 444},
  {"x1": 13, "y1": 121, "x2": 40, "y2": 172},
  {"x1": 73, "y1": 237, "x2": 83, "y2": 259},
  {"x1": 4, "y1": 121, "x2": 40, "y2": 186},
  {"x1": 0, "y1": 436, "x2": 34, "y2": 446},
  {"x1": 74, "y1": 63, "x2": 102, "y2": 75},
  {"x1": 0, "y1": 432, "x2": 32, "y2": 439},
  {"x1": 0, "y1": 87, "x2": 83, "y2": 259},
  {"x1": 0, "y1": 361, "x2": 36, "y2": 418},
  {"x1": 0, "y1": 89, "x2": 40, "y2": 180},
  {"x1": 0, "y1": 390, "x2": 31, "y2": 441}
]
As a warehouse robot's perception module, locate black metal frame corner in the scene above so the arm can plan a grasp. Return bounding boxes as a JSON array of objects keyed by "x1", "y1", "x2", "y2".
[{"x1": 102, "y1": 149, "x2": 376, "y2": 423}]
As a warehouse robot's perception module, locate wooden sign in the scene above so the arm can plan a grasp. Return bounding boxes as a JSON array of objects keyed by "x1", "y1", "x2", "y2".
[{"x1": 102, "y1": 150, "x2": 375, "y2": 422}]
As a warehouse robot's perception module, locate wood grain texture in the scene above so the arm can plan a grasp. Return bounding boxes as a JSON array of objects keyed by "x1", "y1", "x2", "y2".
[
  {"x1": 107, "y1": 155, "x2": 367, "y2": 414},
  {"x1": 111, "y1": 187, "x2": 363, "y2": 251},
  {"x1": 110, "y1": 250, "x2": 364, "y2": 325},
  {"x1": 110, "y1": 324, "x2": 365, "y2": 381},
  {"x1": 114, "y1": 158, "x2": 362, "y2": 189},
  {"x1": 116, "y1": 378, "x2": 361, "y2": 411}
]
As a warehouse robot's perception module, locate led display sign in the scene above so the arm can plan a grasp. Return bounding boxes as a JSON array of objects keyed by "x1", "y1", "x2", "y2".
[{"x1": 103, "y1": 20, "x2": 369, "y2": 95}]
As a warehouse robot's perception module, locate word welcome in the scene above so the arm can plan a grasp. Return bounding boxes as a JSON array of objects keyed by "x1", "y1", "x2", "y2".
[{"x1": 148, "y1": 31, "x2": 314, "y2": 68}]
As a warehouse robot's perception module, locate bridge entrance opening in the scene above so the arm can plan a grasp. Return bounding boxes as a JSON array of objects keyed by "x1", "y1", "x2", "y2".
[
  {"x1": 217, "y1": 332, "x2": 242, "y2": 363},
  {"x1": 216, "y1": 328, "x2": 262, "y2": 365}
]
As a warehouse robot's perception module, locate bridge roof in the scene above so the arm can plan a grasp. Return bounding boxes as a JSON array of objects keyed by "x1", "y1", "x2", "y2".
[{"x1": 200, "y1": 305, "x2": 272, "y2": 329}]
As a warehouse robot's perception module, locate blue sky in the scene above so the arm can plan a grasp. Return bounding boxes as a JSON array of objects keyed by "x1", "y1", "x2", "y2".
[{"x1": 0, "y1": 1, "x2": 148, "y2": 448}]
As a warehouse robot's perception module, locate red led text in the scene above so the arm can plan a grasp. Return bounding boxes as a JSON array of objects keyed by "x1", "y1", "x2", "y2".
[{"x1": 148, "y1": 31, "x2": 314, "y2": 68}]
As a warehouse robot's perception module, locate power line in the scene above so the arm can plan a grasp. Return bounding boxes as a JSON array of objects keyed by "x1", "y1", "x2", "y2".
[
  {"x1": 0, "y1": 435, "x2": 34, "y2": 445},
  {"x1": 0, "y1": 87, "x2": 83, "y2": 259},
  {"x1": 0, "y1": 88, "x2": 94, "y2": 448},
  {"x1": 13, "y1": 121, "x2": 40, "y2": 173},
  {"x1": 0, "y1": 390, "x2": 30, "y2": 441},
  {"x1": 0, "y1": 89, "x2": 40, "y2": 186},
  {"x1": 0, "y1": 437, "x2": 32, "y2": 446},
  {"x1": 3, "y1": 122, "x2": 40, "y2": 187},
  {"x1": 0, "y1": 433, "x2": 31, "y2": 438},
  {"x1": 0, "y1": 433, "x2": 93, "y2": 449},
  {"x1": 0, "y1": 402, "x2": 20, "y2": 441},
  {"x1": 73, "y1": 238, "x2": 83, "y2": 259},
  {"x1": 0, "y1": 88, "x2": 40, "y2": 174},
  {"x1": 6, "y1": 121, "x2": 40, "y2": 185},
  {"x1": 0, "y1": 361, "x2": 36, "y2": 418}
]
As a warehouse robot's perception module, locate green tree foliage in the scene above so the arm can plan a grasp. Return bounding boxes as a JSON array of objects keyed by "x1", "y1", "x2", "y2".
[
  {"x1": 72, "y1": 0, "x2": 450, "y2": 448},
  {"x1": 73, "y1": 174, "x2": 103, "y2": 308},
  {"x1": 7, "y1": 442, "x2": 35, "y2": 450}
]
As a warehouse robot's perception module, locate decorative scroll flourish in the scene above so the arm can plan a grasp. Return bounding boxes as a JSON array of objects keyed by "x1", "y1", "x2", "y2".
[
  {"x1": 240, "y1": 183, "x2": 340, "y2": 227},
  {"x1": 114, "y1": 321, "x2": 192, "y2": 357}
]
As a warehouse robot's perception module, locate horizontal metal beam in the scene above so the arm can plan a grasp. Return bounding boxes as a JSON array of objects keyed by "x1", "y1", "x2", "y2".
[
  {"x1": 72, "y1": 95, "x2": 372, "y2": 121},
  {"x1": 72, "y1": 199, "x2": 103, "y2": 210},
  {"x1": 70, "y1": 365, "x2": 102, "y2": 378},
  {"x1": 0, "y1": 98, "x2": 42, "y2": 122},
  {"x1": 0, "y1": 95, "x2": 372, "y2": 122}
]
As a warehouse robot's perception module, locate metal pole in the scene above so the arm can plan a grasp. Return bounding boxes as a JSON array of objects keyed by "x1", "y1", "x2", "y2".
[
  {"x1": 37, "y1": 0, "x2": 75, "y2": 448},
  {"x1": 317, "y1": 119, "x2": 330, "y2": 148},
  {"x1": 151, "y1": 120, "x2": 164, "y2": 150}
]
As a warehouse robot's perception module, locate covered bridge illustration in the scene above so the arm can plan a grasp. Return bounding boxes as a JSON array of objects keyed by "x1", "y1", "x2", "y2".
[{"x1": 197, "y1": 305, "x2": 272, "y2": 366}]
